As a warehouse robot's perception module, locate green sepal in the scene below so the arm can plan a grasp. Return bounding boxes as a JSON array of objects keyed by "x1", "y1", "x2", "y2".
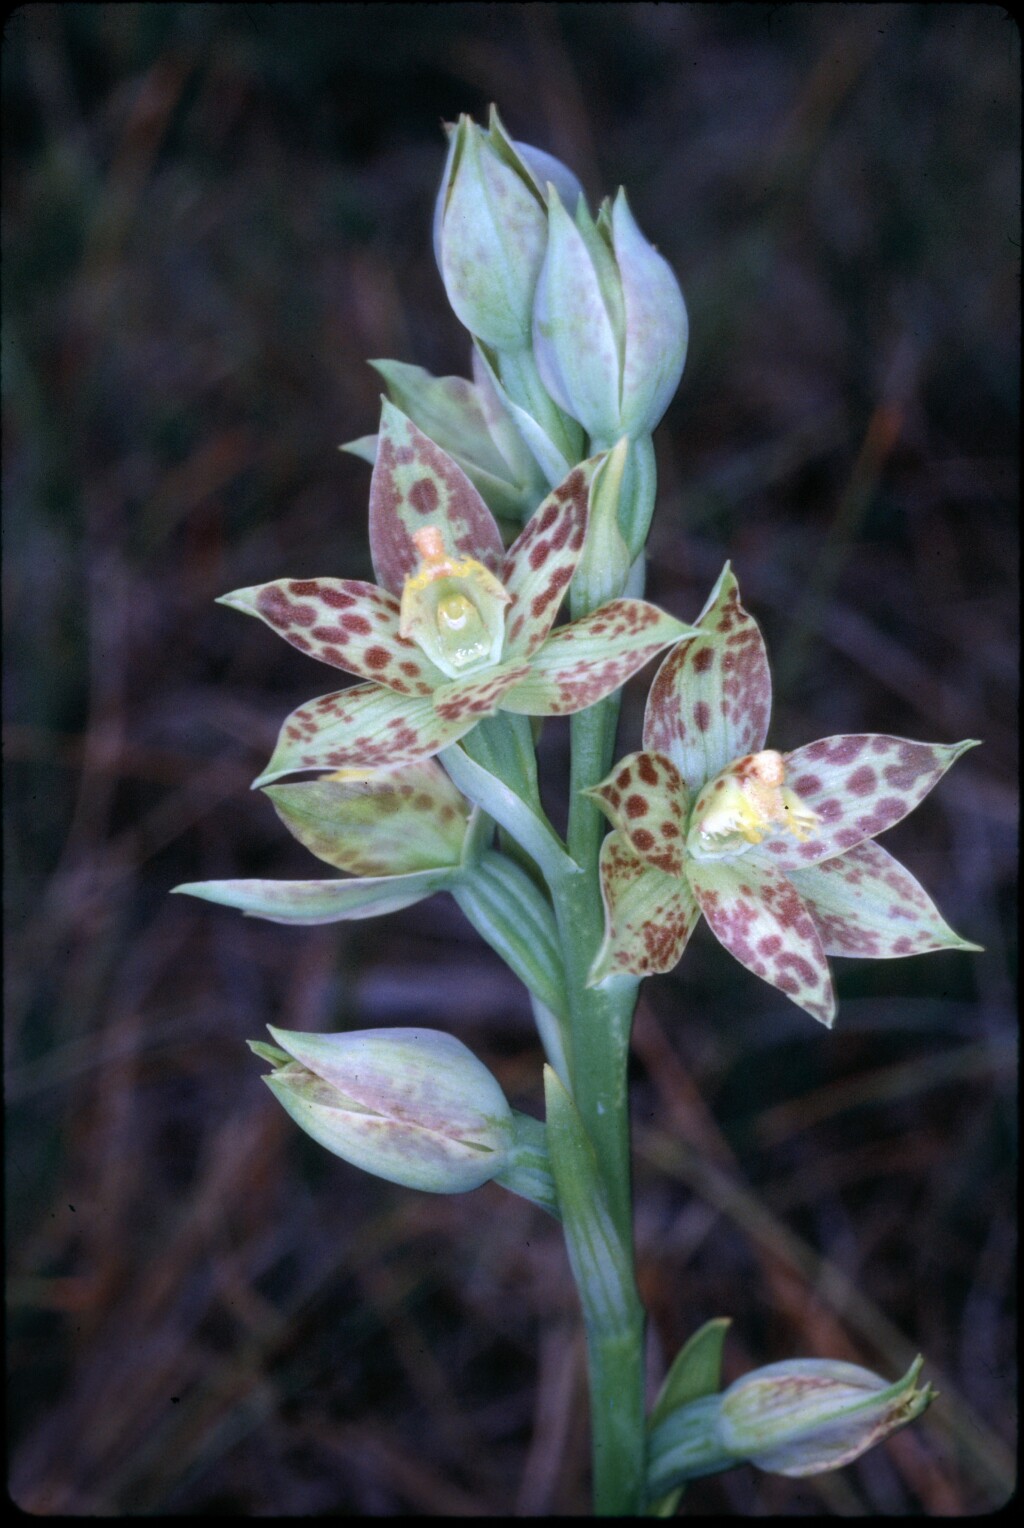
[{"x1": 473, "y1": 341, "x2": 574, "y2": 488}]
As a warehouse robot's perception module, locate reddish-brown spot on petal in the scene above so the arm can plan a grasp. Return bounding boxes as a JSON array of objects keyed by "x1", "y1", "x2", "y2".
[
  {"x1": 408, "y1": 477, "x2": 439, "y2": 515},
  {"x1": 847, "y1": 765, "x2": 877, "y2": 796}
]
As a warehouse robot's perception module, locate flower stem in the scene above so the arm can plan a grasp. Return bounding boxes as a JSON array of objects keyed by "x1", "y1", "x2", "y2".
[{"x1": 554, "y1": 693, "x2": 647, "y2": 1514}]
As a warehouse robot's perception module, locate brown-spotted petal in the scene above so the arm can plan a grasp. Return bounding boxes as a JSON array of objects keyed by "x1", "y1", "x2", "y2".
[
  {"x1": 431, "y1": 659, "x2": 534, "y2": 723},
  {"x1": 643, "y1": 563, "x2": 771, "y2": 792},
  {"x1": 588, "y1": 830, "x2": 701, "y2": 984},
  {"x1": 685, "y1": 856, "x2": 836, "y2": 1027},
  {"x1": 587, "y1": 750, "x2": 690, "y2": 877},
  {"x1": 368, "y1": 399, "x2": 505, "y2": 595},
  {"x1": 218, "y1": 578, "x2": 444, "y2": 693},
  {"x1": 501, "y1": 601, "x2": 693, "y2": 717},
  {"x1": 253, "y1": 684, "x2": 484, "y2": 787},
  {"x1": 264, "y1": 760, "x2": 470, "y2": 876},
  {"x1": 786, "y1": 839, "x2": 982, "y2": 959},
  {"x1": 757, "y1": 736, "x2": 980, "y2": 870},
  {"x1": 501, "y1": 460, "x2": 594, "y2": 658}
]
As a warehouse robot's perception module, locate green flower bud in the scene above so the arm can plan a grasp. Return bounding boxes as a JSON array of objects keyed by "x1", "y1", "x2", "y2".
[
  {"x1": 717, "y1": 1356, "x2": 934, "y2": 1478},
  {"x1": 253, "y1": 1026, "x2": 516, "y2": 1194},
  {"x1": 646, "y1": 1354, "x2": 934, "y2": 1497},
  {"x1": 533, "y1": 186, "x2": 688, "y2": 442},
  {"x1": 433, "y1": 106, "x2": 582, "y2": 352}
]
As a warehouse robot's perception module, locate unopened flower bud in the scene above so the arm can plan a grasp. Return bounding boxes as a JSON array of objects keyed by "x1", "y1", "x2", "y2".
[
  {"x1": 434, "y1": 106, "x2": 582, "y2": 352},
  {"x1": 717, "y1": 1356, "x2": 934, "y2": 1477},
  {"x1": 533, "y1": 186, "x2": 688, "y2": 442},
  {"x1": 253, "y1": 1026, "x2": 515, "y2": 1194},
  {"x1": 646, "y1": 1354, "x2": 934, "y2": 1497}
]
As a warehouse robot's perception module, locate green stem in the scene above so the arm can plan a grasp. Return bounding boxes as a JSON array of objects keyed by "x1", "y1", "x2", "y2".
[
  {"x1": 545, "y1": 433, "x2": 660, "y2": 1512},
  {"x1": 548, "y1": 688, "x2": 646, "y2": 1514}
]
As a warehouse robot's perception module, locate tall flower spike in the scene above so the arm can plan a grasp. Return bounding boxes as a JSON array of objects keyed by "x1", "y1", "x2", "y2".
[
  {"x1": 218, "y1": 402, "x2": 695, "y2": 784},
  {"x1": 588, "y1": 564, "x2": 980, "y2": 1025}
]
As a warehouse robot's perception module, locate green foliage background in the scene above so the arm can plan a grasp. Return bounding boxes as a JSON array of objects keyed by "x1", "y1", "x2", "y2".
[{"x1": 4, "y1": 3, "x2": 1017, "y2": 1513}]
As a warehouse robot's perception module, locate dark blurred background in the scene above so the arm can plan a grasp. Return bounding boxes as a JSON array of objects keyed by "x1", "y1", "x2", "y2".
[{"x1": 3, "y1": 2, "x2": 1017, "y2": 1514}]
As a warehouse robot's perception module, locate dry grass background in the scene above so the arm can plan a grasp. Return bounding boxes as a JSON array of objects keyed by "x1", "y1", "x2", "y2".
[{"x1": 4, "y1": 3, "x2": 1017, "y2": 1514}]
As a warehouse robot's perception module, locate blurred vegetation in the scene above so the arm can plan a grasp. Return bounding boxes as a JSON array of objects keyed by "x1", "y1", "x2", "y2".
[{"x1": 3, "y1": 2, "x2": 1017, "y2": 1514}]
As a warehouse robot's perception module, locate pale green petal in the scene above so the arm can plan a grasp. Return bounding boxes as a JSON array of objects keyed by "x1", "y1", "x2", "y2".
[
  {"x1": 253, "y1": 684, "x2": 481, "y2": 787},
  {"x1": 264, "y1": 760, "x2": 469, "y2": 875},
  {"x1": 172, "y1": 869, "x2": 454, "y2": 924},
  {"x1": 785, "y1": 839, "x2": 982, "y2": 958},
  {"x1": 757, "y1": 735, "x2": 980, "y2": 870}
]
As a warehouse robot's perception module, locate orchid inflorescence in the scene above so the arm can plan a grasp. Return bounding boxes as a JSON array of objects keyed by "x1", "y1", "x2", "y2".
[{"x1": 175, "y1": 107, "x2": 977, "y2": 1514}]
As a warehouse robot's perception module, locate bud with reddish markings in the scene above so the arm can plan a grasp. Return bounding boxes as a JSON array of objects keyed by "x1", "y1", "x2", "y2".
[{"x1": 252, "y1": 1026, "x2": 516, "y2": 1194}]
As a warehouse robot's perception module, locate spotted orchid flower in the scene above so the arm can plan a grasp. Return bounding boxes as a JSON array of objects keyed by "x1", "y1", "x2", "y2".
[
  {"x1": 587, "y1": 564, "x2": 980, "y2": 1025},
  {"x1": 220, "y1": 402, "x2": 693, "y2": 786},
  {"x1": 173, "y1": 761, "x2": 473, "y2": 924}
]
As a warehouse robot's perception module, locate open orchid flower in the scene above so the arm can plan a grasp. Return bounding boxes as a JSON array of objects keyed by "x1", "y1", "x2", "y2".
[
  {"x1": 587, "y1": 564, "x2": 980, "y2": 1025},
  {"x1": 220, "y1": 402, "x2": 693, "y2": 786}
]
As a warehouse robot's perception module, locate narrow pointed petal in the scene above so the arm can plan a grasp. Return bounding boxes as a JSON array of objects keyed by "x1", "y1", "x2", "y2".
[
  {"x1": 786, "y1": 839, "x2": 982, "y2": 958},
  {"x1": 501, "y1": 601, "x2": 694, "y2": 717},
  {"x1": 643, "y1": 564, "x2": 771, "y2": 792},
  {"x1": 253, "y1": 684, "x2": 485, "y2": 786},
  {"x1": 501, "y1": 462, "x2": 593, "y2": 657},
  {"x1": 171, "y1": 868, "x2": 454, "y2": 924},
  {"x1": 686, "y1": 857, "x2": 836, "y2": 1026},
  {"x1": 757, "y1": 736, "x2": 980, "y2": 870},
  {"x1": 589, "y1": 830, "x2": 700, "y2": 983},
  {"x1": 264, "y1": 761, "x2": 470, "y2": 875},
  {"x1": 217, "y1": 578, "x2": 443, "y2": 693},
  {"x1": 368, "y1": 400, "x2": 505, "y2": 594},
  {"x1": 587, "y1": 750, "x2": 691, "y2": 876}
]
